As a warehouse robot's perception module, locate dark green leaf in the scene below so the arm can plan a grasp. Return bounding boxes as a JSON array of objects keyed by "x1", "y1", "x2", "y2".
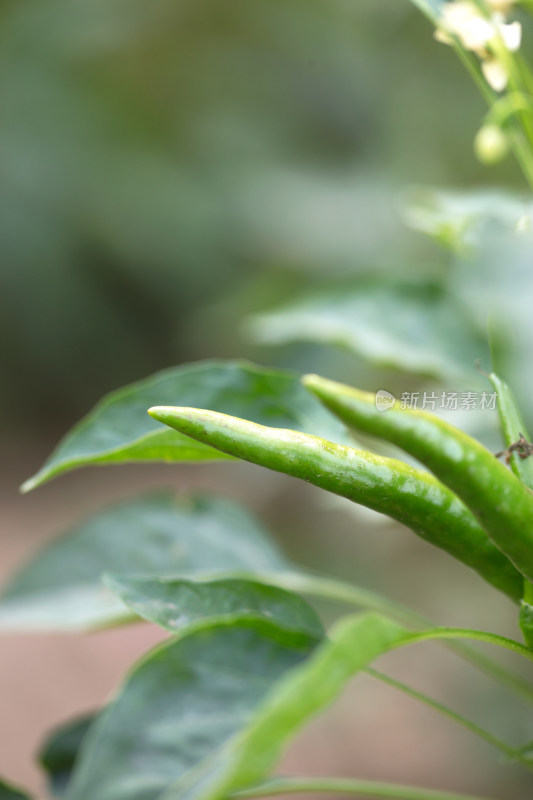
[
  {"x1": 104, "y1": 575, "x2": 324, "y2": 642},
  {"x1": 22, "y1": 361, "x2": 347, "y2": 492},
  {"x1": 66, "y1": 622, "x2": 316, "y2": 800},
  {"x1": 0, "y1": 780, "x2": 32, "y2": 800},
  {"x1": 167, "y1": 613, "x2": 407, "y2": 800},
  {"x1": 0, "y1": 493, "x2": 290, "y2": 631},
  {"x1": 246, "y1": 281, "x2": 488, "y2": 380},
  {"x1": 167, "y1": 615, "x2": 531, "y2": 800},
  {"x1": 39, "y1": 714, "x2": 97, "y2": 798}
]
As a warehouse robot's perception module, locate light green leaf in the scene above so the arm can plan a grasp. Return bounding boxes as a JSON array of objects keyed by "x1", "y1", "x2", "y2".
[
  {"x1": 22, "y1": 361, "x2": 347, "y2": 492},
  {"x1": 490, "y1": 372, "x2": 533, "y2": 490},
  {"x1": 262, "y1": 570, "x2": 533, "y2": 704},
  {"x1": 105, "y1": 575, "x2": 323, "y2": 642},
  {"x1": 404, "y1": 187, "x2": 532, "y2": 252},
  {"x1": 0, "y1": 780, "x2": 32, "y2": 800},
  {"x1": 0, "y1": 493, "x2": 290, "y2": 632},
  {"x1": 490, "y1": 373, "x2": 533, "y2": 646},
  {"x1": 168, "y1": 613, "x2": 406, "y2": 800},
  {"x1": 39, "y1": 713, "x2": 97, "y2": 798},
  {"x1": 166, "y1": 614, "x2": 533, "y2": 800},
  {"x1": 67, "y1": 621, "x2": 317, "y2": 800},
  {"x1": 246, "y1": 281, "x2": 488, "y2": 380}
]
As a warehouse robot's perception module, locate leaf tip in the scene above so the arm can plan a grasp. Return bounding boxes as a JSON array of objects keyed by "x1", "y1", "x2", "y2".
[{"x1": 20, "y1": 475, "x2": 39, "y2": 494}]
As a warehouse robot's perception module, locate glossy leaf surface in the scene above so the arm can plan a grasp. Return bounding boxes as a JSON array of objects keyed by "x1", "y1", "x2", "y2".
[
  {"x1": 0, "y1": 493, "x2": 289, "y2": 631},
  {"x1": 105, "y1": 575, "x2": 323, "y2": 642},
  {"x1": 167, "y1": 614, "x2": 533, "y2": 800},
  {"x1": 22, "y1": 361, "x2": 347, "y2": 492},
  {"x1": 490, "y1": 372, "x2": 533, "y2": 490},
  {"x1": 67, "y1": 622, "x2": 317, "y2": 800}
]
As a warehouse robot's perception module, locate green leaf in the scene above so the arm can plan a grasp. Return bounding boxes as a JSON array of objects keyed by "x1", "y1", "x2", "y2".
[
  {"x1": 404, "y1": 188, "x2": 530, "y2": 252},
  {"x1": 39, "y1": 714, "x2": 97, "y2": 798},
  {"x1": 105, "y1": 575, "x2": 324, "y2": 643},
  {"x1": 66, "y1": 621, "x2": 317, "y2": 800},
  {"x1": 0, "y1": 780, "x2": 32, "y2": 800},
  {"x1": 490, "y1": 372, "x2": 533, "y2": 490},
  {"x1": 498, "y1": 368, "x2": 533, "y2": 642},
  {"x1": 264, "y1": 570, "x2": 533, "y2": 704},
  {"x1": 246, "y1": 281, "x2": 488, "y2": 380},
  {"x1": 22, "y1": 360, "x2": 347, "y2": 492},
  {"x1": 0, "y1": 493, "x2": 290, "y2": 632},
  {"x1": 165, "y1": 615, "x2": 533, "y2": 800},
  {"x1": 168, "y1": 613, "x2": 407, "y2": 800}
]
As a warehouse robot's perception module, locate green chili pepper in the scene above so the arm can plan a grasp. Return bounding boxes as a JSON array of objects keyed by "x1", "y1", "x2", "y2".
[
  {"x1": 148, "y1": 406, "x2": 523, "y2": 602},
  {"x1": 302, "y1": 374, "x2": 533, "y2": 587}
]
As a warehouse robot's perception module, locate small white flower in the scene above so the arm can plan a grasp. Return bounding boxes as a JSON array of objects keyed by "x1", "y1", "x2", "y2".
[
  {"x1": 499, "y1": 20, "x2": 522, "y2": 52},
  {"x1": 435, "y1": 1, "x2": 522, "y2": 93},
  {"x1": 481, "y1": 57, "x2": 509, "y2": 91},
  {"x1": 435, "y1": 1, "x2": 521, "y2": 56},
  {"x1": 437, "y1": 2, "x2": 494, "y2": 54}
]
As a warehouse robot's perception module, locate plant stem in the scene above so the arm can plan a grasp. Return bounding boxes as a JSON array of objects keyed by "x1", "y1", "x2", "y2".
[
  {"x1": 266, "y1": 571, "x2": 533, "y2": 704},
  {"x1": 268, "y1": 571, "x2": 428, "y2": 628},
  {"x1": 367, "y1": 667, "x2": 532, "y2": 768},
  {"x1": 404, "y1": 627, "x2": 533, "y2": 661},
  {"x1": 233, "y1": 777, "x2": 494, "y2": 800}
]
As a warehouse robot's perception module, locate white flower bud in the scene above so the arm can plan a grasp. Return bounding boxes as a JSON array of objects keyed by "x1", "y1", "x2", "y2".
[
  {"x1": 500, "y1": 20, "x2": 521, "y2": 52},
  {"x1": 439, "y1": 2, "x2": 494, "y2": 53},
  {"x1": 435, "y1": 1, "x2": 521, "y2": 58},
  {"x1": 481, "y1": 57, "x2": 509, "y2": 91},
  {"x1": 474, "y1": 123, "x2": 509, "y2": 163}
]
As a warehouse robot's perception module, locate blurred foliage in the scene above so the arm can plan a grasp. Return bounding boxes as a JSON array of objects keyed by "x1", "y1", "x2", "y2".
[{"x1": 1, "y1": 0, "x2": 522, "y2": 430}]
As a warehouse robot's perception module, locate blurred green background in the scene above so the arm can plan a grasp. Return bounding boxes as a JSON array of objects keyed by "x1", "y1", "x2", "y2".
[
  {"x1": 2, "y1": 0, "x2": 524, "y2": 431},
  {"x1": 2, "y1": 0, "x2": 533, "y2": 797}
]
